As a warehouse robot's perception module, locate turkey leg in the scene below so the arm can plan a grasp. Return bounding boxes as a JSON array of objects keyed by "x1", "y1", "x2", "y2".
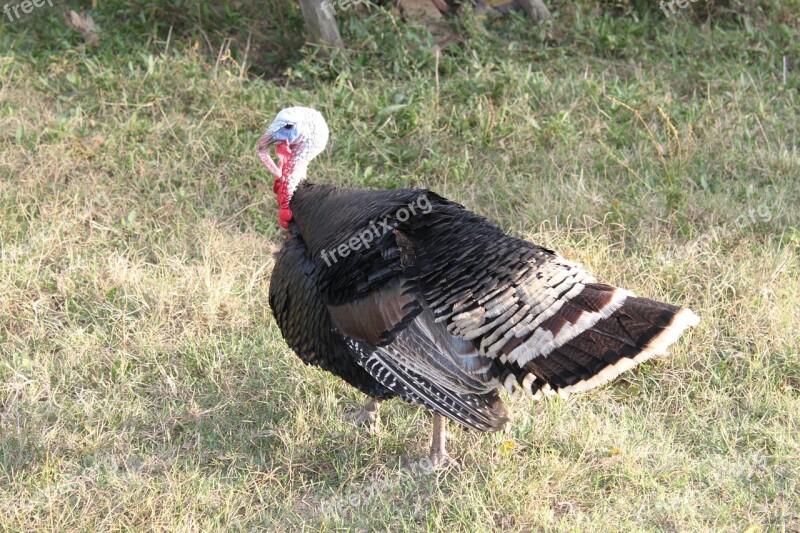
[{"x1": 429, "y1": 413, "x2": 459, "y2": 470}]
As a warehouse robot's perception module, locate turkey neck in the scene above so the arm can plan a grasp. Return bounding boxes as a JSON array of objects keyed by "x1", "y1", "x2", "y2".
[{"x1": 274, "y1": 142, "x2": 309, "y2": 229}]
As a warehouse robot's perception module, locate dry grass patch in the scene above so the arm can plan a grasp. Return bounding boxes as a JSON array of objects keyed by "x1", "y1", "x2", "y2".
[{"x1": 1, "y1": 3, "x2": 799, "y2": 530}]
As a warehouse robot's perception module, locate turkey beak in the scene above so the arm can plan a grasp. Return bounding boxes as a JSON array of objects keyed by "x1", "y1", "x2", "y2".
[{"x1": 257, "y1": 131, "x2": 282, "y2": 179}]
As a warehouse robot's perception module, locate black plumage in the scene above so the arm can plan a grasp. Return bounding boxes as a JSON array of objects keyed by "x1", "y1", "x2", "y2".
[
  {"x1": 268, "y1": 226, "x2": 395, "y2": 400},
  {"x1": 260, "y1": 107, "x2": 699, "y2": 466}
]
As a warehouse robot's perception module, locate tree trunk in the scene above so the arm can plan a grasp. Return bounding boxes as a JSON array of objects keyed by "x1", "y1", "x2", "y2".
[{"x1": 297, "y1": 0, "x2": 344, "y2": 49}]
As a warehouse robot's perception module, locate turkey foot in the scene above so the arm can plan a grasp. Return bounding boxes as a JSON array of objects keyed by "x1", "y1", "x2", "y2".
[
  {"x1": 347, "y1": 397, "x2": 382, "y2": 434},
  {"x1": 429, "y1": 413, "x2": 459, "y2": 470}
]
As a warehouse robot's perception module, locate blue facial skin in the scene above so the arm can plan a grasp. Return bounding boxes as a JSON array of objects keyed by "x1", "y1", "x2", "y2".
[{"x1": 271, "y1": 123, "x2": 298, "y2": 145}]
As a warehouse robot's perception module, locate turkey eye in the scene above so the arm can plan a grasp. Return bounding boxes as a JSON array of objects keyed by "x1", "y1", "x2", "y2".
[{"x1": 283, "y1": 124, "x2": 293, "y2": 130}]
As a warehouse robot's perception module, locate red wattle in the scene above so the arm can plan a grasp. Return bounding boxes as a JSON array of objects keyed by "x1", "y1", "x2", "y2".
[
  {"x1": 273, "y1": 176, "x2": 293, "y2": 228},
  {"x1": 273, "y1": 141, "x2": 295, "y2": 230},
  {"x1": 276, "y1": 142, "x2": 293, "y2": 165},
  {"x1": 278, "y1": 207, "x2": 292, "y2": 229}
]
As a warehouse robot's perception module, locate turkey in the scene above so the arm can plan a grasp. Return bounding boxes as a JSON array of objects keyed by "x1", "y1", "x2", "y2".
[{"x1": 261, "y1": 107, "x2": 699, "y2": 468}]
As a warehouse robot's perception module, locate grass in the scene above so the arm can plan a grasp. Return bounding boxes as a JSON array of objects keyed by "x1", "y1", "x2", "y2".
[{"x1": 1, "y1": 0, "x2": 799, "y2": 530}]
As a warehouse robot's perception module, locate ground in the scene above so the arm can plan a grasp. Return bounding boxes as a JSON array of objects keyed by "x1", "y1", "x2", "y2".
[{"x1": 1, "y1": 1, "x2": 799, "y2": 530}]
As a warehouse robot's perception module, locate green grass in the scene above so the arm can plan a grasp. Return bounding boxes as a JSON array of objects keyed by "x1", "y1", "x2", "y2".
[{"x1": 1, "y1": 1, "x2": 799, "y2": 530}]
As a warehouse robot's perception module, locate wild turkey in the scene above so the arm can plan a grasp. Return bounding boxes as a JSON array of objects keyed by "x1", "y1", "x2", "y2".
[{"x1": 261, "y1": 107, "x2": 699, "y2": 468}]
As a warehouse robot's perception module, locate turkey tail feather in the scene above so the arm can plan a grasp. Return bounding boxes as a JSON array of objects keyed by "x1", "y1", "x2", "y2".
[{"x1": 516, "y1": 294, "x2": 699, "y2": 397}]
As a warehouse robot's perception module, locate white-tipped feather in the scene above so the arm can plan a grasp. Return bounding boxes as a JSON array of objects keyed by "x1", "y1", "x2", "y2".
[
  {"x1": 559, "y1": 307, "x2": 700, "y2": 394},
  {"x1": 510, "y1": 288, "x2": 634, "y2": 367},
  {"x1": 521, "y1": 373, "x2": 536, "y2": 395},
  {"x1": 503, "y1": 373, "x2": 517, "y2": 393}
]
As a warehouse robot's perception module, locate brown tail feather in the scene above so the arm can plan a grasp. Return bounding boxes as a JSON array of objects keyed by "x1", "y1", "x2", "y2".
[{"x1": 517, "y1": 295, "x2": 699, "y2": 398}]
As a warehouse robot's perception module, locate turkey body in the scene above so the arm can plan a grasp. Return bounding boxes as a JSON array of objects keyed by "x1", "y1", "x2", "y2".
[{"x1": 268, "y1": 182, "x2": 699, "y2": 433}]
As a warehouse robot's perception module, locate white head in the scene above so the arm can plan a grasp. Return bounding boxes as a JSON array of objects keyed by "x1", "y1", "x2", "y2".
[
  {"x1": 257, "y1": 107, "x2": 329, "y2": 188},
  {"x1": 257, "y1": 107, "x2": 330, "y2": 228}
]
